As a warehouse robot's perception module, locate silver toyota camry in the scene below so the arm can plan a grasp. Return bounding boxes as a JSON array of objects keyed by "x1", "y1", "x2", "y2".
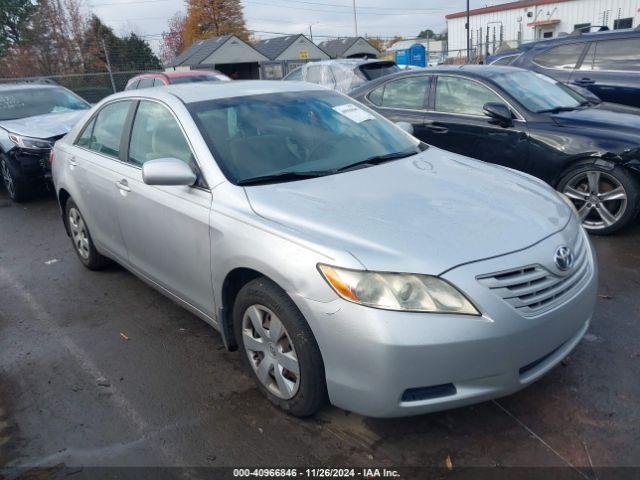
[{"x1": 52, "y1": 81, "x2": 597, "y2": 418}]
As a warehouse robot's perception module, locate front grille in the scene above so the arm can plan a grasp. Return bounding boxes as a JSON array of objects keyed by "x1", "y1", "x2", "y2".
[{"x1": 477, "y1": 231, "x2": 591, "y2": 317}]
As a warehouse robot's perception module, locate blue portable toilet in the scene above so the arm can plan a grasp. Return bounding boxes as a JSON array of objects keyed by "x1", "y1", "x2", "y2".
[
  {"x1": 409, "y1": 43, "x2": 426, "y2": 67},
  {"x1": 395, "y1": 48, "x2": 410, "y2": 66}
]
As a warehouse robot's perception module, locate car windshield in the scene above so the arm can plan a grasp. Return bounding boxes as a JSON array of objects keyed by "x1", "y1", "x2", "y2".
[
  {"x1": 492, "y1": 70, "x2": 584, "y2": 113},
  {"x1": 171, "y1": 75, "x2": 224, "y2": 84},
  {"x1": 0, "y1": 87, "x2": 89, "y2": 121},
  {"x1": 188, "y1": 90, "x2": 420, "y2": 184}
]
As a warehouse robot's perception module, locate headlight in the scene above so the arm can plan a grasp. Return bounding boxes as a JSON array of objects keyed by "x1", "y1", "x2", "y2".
[
  {"x1": 318, "y1": 264, "x2": 480, "y2": 315},
  {"x1": 558, "y1": 191, "x2": 579, "y2": 217},
  {"x1": 8, "y1": 133, "x2": 53, "y2": 150}
]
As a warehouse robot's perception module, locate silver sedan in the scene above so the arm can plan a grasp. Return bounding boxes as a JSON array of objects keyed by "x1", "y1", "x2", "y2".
[{"x1": 52, "y1": 81, "x2": 597, "y2": 417}]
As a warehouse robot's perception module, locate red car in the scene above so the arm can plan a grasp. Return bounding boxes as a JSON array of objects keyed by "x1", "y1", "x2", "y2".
[{"x1": 125, "y1": 70, "x2": 230, "y2": 90}]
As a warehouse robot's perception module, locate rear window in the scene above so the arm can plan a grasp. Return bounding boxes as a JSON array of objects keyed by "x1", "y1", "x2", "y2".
[
  {"x1": 171, "y1": 75, "x2": 225, "y2": 84},
  {"x1": 534, "y1": 43, "x2": 586, "y2": 69},
  {"x1": 359, "y1": 62, "x2": 400, "y2": 80}
]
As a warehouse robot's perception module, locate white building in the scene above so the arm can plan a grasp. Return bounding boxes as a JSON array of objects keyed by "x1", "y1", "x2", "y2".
[{"x1": 446, "y1": 0, "x2": 640, "y2": 57}]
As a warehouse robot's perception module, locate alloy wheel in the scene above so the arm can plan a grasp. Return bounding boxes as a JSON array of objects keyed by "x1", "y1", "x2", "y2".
[
  {"x1": 68, "y1": 207, "x2": 90, "y2": 260},
  {"x1": 1, "y1": 159, "x2": 15, "y2": 198},
  {"x1": 562, "y1": 170, "x2": 627, "y2": 231},
  {"x1": 241, "y1": 304, "x2": 300, "y2": 399}
]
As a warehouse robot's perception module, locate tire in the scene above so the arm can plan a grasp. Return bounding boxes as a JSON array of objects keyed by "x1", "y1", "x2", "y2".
[
  {"x1": 233, "y1": 277, "x2": 327, "y2": 417},
  {"x1": 0, "y1": 154, "x2": 32, "y2": 202},
  {"x1": 64, "y1": 199, "x2": 110, "y2": 270},
  {"x1": 557, "y1": 163, "x2": 640, "y2": 235}
]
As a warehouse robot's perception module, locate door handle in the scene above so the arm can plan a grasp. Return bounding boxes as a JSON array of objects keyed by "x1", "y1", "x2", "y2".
[
  {"x1": 424, "y1": 123, "x2": 449, "y2": 134},
  {"x1": 68, "y1": 156, "x2": 77, "y2": 167},
  {"x1": 116, "y1": 179, "x2": 131, "y2": 192},
  {"x1": 574, "y1": 78, "x2": 595, "y2": 86}
]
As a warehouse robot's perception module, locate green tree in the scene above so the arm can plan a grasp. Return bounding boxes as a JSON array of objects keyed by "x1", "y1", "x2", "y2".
[
  {"x1": 0, "y1": 0, "x2": 36, "y2": 55},
  {"x1": 418, "y1": 29, "x2": 435, "y2": 39}
]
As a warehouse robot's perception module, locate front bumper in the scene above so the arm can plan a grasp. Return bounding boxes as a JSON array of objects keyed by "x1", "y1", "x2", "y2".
[
  {"x1": 7, "y1": 147, "x2": 52, "y2": 182},
  {"x1": 293, "y1": 226, "x2": 597, "y2": 418}
]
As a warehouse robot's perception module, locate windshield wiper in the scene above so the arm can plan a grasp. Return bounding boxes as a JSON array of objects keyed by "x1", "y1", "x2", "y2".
[
  {"x1": 334, "y1": 149, "x2": 419, "y2": 173},
  {"x1": 237, "y1": 170, "x2": 329, "y2": 186},
  {"x1": 537, "y1": 105, "x2": 581, "y2": 114}
]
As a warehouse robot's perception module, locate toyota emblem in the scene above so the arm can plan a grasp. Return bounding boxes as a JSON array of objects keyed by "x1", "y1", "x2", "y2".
[{"x1": 554, "y1": 246, "x2": 574, "y2": 271}]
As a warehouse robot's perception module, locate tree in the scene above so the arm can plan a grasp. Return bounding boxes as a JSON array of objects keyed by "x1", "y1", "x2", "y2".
[
  {"x1": 418, "y1": 29, "x2": 435, "y2": 39},
  {"x1": 160, "y1": 11, "x2": 186, "y2": 63},
  {"x1": 385, "y1": 35, "x2": 403, "y2": 50},
  {"x1": 0, "y1": 0, "x2": 36, "y2": 55},
  {"x1": 183, "y1": 0, "x2": 249, "y2": 46}
]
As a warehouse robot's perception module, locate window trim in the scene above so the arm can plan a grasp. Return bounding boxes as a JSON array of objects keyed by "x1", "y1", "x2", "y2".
[
  {"x1": 433, "y1": 74, "x2": 525, "y2": 121},
  {"x1": 365, "y1": 74, "x2": 433, "y2": 113},
  {"x1": 531, "y1": 41, "x2": 589, "y2": 71}
]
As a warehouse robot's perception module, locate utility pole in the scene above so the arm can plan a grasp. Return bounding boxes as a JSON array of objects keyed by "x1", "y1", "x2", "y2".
[
  {"x1": 309, "y1": 24, "x2": 313, "y2": 42},
  {"x1": 353, "y1": 0, "x2": 358, "y2": 36},
  {"x1": 101, "y1": 38, "x2": 117, "y2": 94},
  {"x1": 466, "y1": 0, "x2": 470, "y2": 62}
]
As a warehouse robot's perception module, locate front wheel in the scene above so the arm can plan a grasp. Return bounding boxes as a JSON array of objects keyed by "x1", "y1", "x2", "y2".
[
  {"x1": 1, "y1": 155, "x2": 31, "y2": 202},
  {"x1": 558, "y1": 164, "x2": 640, "y2": 235},
  {"x1": 233, "y1": 277, "x2": 327, "y2": 417}
]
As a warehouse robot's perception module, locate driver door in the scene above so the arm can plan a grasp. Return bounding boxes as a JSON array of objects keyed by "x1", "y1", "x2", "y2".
[
  {"x1": 423, "y1": 75, "x2": 530, "y2": 172},
  {"x1": 115, "y1": 100, "x2": 214, "y2": 316}
]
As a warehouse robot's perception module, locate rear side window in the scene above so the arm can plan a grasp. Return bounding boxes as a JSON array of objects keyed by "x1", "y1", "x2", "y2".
[
  {"x1": 87, "y1": 101, "x2": 131, "y2": 158},
  {"x1": 284, "y1": 68, "x2": 303, "y2": 81},
  {"x1": 369, "y1": 76, "x2": 430, "y2": 109},
  {"x1": 435, "y1": 76, "x2": 501, "y2": 116},
  {"x1": 152, "y1": 78, "x2": 165, "y2": 87},
  {"x1": 534, "y1": 43, "x2": 586, "y2": 69},
  {"x1": 492, "y1": 54, "x2": 520, "y2": 65},
  {"x1": 137, "y1": 78, "x2": 154, "y2": 88},
  {"x1": 581, "y1": 38, "x2": 640, "y2": 72}
]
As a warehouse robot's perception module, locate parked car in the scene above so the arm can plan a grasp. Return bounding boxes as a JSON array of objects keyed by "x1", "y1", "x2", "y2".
[
  {"x1": 53, "y1": 81, "x2": 596, "y2": 418},
  {"x1": 283, "y1": 59, "x2": 399, "y2": 93},
  {"x1": 486, "y1": 51, "x2": 522, "y2": 65},
  {"x1": 125, "y1": 70, "x2": 230, "y2": 90},
  {"x1": 350, "y1": 65, "x2": 640, "y2": 234},
  {"x1": 507, "y1": 28, "x2": 640, "y2": 108},
  {"x1": 0, "y1": 83, "x2": 90, "y2": 202}
]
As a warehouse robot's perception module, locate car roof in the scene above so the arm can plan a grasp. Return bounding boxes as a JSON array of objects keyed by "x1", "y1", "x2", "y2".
[
  {"x1": 522, "y1": 27, "x2": 639, "y2": 48},
  {"x1": 370, "y1": 64, "x2": 528, "y2": 80},
  {"x1": 108, "y1": 80, "x2": 329, "y2": 104}
]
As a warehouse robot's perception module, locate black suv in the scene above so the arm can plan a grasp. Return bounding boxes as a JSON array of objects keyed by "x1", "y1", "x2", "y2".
[
  {"x1": 508, "y1": 28, "x2": 640, "y2": 108},
  {"x1": 0, "y1": 84, "x2": 90, "y2": 201}
]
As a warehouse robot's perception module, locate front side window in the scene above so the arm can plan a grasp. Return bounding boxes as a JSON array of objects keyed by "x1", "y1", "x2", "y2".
[
  {"x1": 88, "y1": 101, "x2": 131, "y2": 158},
  {"x1": 370, "y1": 76, "x2": 430, "y2": 110},
  {"x1": 0, "y1": 87, "x2": 89, "y2": 121},
  {"x1": 128, "y1": 101, "x2": 194, "y2": 169},
  {"x1": 435, "y1": 76, "x2": 501, "y2": 116},
  {"x1": 490, "y1": 70, "x2": 582, "y2": 113},
  {"x1": 76, "y1": 117, "x2": 96, "y2": 147},
  {"x1": 188, "y1": 90, "x2": 420, "y2": 184},
  {"x1": 534, "y1": 42, "x2": 586, "y2": 69},
  {"x1": 586, "y1": 38, "x2": 640, "y2": 72}
]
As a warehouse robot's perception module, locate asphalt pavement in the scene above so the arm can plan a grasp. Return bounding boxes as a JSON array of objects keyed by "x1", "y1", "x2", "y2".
[{"x1": 0, "y1": 190, "x2": 638, "y2": 479}]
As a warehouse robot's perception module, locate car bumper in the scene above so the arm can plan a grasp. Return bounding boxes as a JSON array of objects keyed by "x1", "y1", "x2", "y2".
[{"x1": 292, "y1": 226, "x2": 597, "y2": 418}]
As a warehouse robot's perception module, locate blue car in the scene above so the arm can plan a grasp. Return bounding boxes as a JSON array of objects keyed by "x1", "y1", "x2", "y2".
[{"x1": 492, "y1": 28, "x2": 640, "y2": 108}]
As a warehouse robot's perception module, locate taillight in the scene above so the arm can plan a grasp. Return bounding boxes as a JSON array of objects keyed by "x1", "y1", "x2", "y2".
[{"x1": 49, "y1": 149, "x2": 55, "y2": 165}]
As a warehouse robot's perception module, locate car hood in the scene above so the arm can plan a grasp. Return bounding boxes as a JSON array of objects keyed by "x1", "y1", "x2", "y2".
[
  {"x1": 552, "y1": 104, "x2": 640, "y2": 132},
  {"x1": 0, "y1": 110, "x2": 88, "y2": 139},
  {"x1": 245, "y1": 148, "x2": 570, "y2": 275}
]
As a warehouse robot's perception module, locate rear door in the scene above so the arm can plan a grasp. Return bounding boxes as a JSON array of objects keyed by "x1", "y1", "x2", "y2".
[
  {"x1": 114, "y1": 99, "x2": 214, "y2": 315},
  {"x1": 424, "y1": 75, "x2": 530, "y2": 172},
  {"x1": 365, "y1": 75, "x2": 431, "y2": 139},
  {"x1": 69, "y1": 100, "x2": 135, "y2": 262},
  {"x1": 570, "y1": 37, "x2": 640, "y2": 107}
]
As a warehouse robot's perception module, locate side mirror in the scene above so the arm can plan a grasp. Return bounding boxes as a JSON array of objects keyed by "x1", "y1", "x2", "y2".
[
  {"x1": 483, "y1": 102, "x2": 513, "y2": 126},
  {"x1": 142, "y1": 158, "x2": 197, "y2": 186},
  {"x1": 395, "y1": 121, "x2": 414, "y2": 135}
]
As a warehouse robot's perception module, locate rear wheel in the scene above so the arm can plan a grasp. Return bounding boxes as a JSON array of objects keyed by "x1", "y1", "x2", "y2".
[
  {"x1": 0, "y1": 154, "x2": 31, "y2": 202},
  {"x1": 233, "y1": 277, "x2": 327, "y2": 417},
  {"x1": 65, "y1": 199, "x2": 110, "y2": 270},
  {"x1": 558, "y1": 164, "x2": 640, "y2": 235}
]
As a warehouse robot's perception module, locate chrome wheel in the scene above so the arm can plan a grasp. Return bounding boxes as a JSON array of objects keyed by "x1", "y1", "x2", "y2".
[
  {"x1": 242, "y1": 304, "x2": 300, "y2": 399},
  {"x1": 1, "y1": 159, "x2": 15, "y2": 198},
  {"x1": 562, "y1": 170, "x2": 627, "y2": 231},
  {"x1": 68, "y1": 207, "x2": 90, "y2": 260}
]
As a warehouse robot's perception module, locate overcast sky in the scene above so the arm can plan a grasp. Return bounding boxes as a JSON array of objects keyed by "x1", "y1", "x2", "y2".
[{"x1": 88, "y1": 0, "x2": 496, "y2": 50}]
